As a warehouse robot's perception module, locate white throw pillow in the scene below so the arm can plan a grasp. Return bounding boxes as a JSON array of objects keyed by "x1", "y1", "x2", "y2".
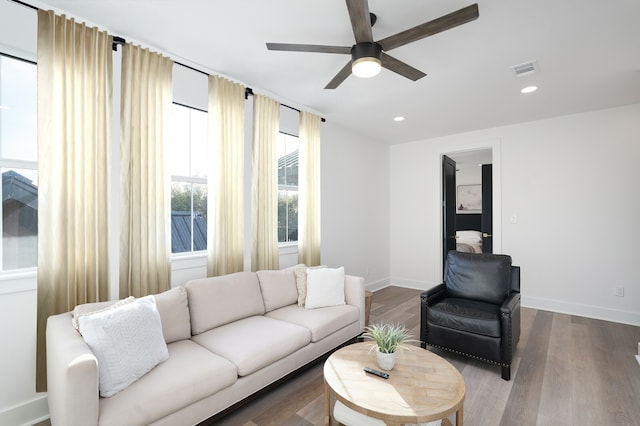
[
  {"x1": 304, "y1": 266, "x2": 345, "y2": 309},
  {"x1": 293, "y1": 264, "x2": 327, "y2": 306},
  {"x1": 78, "y1": 295, "x2": 169, "y2": 397},
  {"x1": 72, "y1": 296, "x2": 135, "y2": 332}
]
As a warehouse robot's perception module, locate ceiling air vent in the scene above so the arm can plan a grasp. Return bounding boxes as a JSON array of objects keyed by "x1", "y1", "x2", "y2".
[{"x1": 511, "y1": 60, "x2": 538, "y2": 78}]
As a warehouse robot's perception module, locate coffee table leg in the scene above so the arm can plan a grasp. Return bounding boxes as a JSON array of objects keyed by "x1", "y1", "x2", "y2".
[
  {"x1": 456, "y1": 404, "x2": 463, "y2": 426},
  {"x1": 324, "y1": 380, "x2": 330, "y2": 426}
]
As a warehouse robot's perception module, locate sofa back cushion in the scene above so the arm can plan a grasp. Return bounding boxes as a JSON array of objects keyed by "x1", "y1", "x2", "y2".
[
  {"x1": 185, "y1": 272, "x2": 265, "y2": 335},
  {"x1": 71, "y1": 287, "x2": 191, "y2": 344},
  {"x1": 444, "y1": 251, "x2": 512, "y2": 305},
  {"x1": 256, "y1": 270, "x2": 298, "y2": 312},
  {"x1": 154, "y1": 286, "x2": 191, "y2": 343}
]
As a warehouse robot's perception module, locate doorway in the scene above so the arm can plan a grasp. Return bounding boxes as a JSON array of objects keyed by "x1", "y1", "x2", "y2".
[{"x1": 437, "y1": 144, "x2": 502, "y2": 279}]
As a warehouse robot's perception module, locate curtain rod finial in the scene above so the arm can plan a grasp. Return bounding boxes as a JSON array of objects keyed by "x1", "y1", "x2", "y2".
[{"x1": 112, "y1": 36, "x2": 126, "y2": 51}]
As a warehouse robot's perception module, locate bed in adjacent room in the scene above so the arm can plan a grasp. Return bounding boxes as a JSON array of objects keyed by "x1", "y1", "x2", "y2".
[{"x1": 456, "y1": 230, "x2": 483, "y2": 253}]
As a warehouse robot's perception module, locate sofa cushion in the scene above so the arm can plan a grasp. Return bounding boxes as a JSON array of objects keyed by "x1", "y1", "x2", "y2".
[
  {"x1": 185, "y1": 272, "x2": 265, "y2": 335},
  {"x1": 72, "y1": 287, "x2": 191, "y2": 344},
  {"x1": 154, "y1": 286, "x2": 191, "y2": 343},
  {"x1": 191, "y1": 316, "x2": 311, "y2": 376},
  {"x1": 77, "y1": 296, "x2": 169, "y2": 397},
  {"x1": 98, "y1": 340, "x2": 237, "y2": 426},
  {"x1": 256, "y1": 269, "x2": 298, "y2": 312},
  {"x1": 266, "y1": 304, "x2": 359, "y2": 342},
  {"x1": 427, "y1": 297, "x2": 501, "y2": 338},
  {"x1": 305, "y1": 267, "x2": 345, "y2": 309}
]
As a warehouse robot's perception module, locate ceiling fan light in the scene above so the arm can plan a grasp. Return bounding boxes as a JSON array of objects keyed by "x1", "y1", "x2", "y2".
[{"x1": 352, "y1": 57, "x2": 382, "y2": 78}]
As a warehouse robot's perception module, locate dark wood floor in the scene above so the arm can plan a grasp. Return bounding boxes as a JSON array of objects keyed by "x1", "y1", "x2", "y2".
[{"x1": 37, "y1": 286, "x2": 640, "y2": 426}]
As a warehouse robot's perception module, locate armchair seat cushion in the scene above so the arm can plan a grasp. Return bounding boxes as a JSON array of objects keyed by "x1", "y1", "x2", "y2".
[{"x1": 427, "y1": 297, "x2": 501, "y2": 338}]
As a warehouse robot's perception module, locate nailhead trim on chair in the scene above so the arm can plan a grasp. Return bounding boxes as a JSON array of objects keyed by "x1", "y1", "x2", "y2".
[{"x1": 423, "y1": 342, "x2": 510, "y2": 368}]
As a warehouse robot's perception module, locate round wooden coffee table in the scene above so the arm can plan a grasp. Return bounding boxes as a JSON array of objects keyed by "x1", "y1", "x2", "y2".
[{"x1": 324, "y1": 342, "x2": 465, "y2": 426}]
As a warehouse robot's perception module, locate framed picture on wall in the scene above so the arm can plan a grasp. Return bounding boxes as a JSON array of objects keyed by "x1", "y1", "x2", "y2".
[{"x1": 457, "y1": 184, "x2": 482, "y2": 213}]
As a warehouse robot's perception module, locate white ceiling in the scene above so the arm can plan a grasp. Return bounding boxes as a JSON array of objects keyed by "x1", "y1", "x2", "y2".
[{"x1": 35, "y1": 0, "x2": 640, "y2": 144}]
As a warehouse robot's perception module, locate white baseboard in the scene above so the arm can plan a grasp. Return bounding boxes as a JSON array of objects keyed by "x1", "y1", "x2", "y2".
[
  {"x1": 0, "y1": 394, "x2": 48, "y2": 426},
  {"x1": 364, "y1": 277, "x2": 391, "y2": 292},
  {"x1": 522, "y1": 295, "x2": 640, "y2": 326},
  {"x1": 387, "y1": 277, "x2": 433, "y2": 292},
  {"x1": 636, "y1": 355, "x2": 640, "y2": 367}
]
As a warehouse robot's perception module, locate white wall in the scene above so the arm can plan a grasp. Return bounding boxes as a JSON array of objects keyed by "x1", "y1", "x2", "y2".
[
  {"x1": 321, "y1": 122, "x2": 390, "y2": 289},
  {"x1": 390, "y1": 103, "x2": 640, "y2": 325}
]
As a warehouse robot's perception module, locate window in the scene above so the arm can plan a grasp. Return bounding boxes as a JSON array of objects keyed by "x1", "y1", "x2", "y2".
[
  {"x1": 0, "y1": 54, "x2": 38, "y2": 271},
  {"x1": 169, "y1": 103, "x2": 208, "y2": 254},
  {"x1": 277, "y1": 132, "x2": 299, "y2": 243}
]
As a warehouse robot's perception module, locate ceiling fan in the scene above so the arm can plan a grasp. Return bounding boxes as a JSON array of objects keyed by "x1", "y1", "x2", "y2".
[{"x1": 266, "y1": 0, "x2": 479, "y2": 89}]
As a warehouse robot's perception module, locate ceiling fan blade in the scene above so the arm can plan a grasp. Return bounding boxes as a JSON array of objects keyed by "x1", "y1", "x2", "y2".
[
  {"x1": 325, "y1": 61, "x2": 353, "y2": 89},
  {"x1": 377, "y1": 3, "x2": 479, "y2": 51},
  {"x1": 266, "y1": 43, "x2": 351, "y2": 54},
  {"x1": 380, "y1": 53, "x2": 426, "y2": 81},
  {"x1": 346, "y1": 0, "x2": 373, "y2": 43}
]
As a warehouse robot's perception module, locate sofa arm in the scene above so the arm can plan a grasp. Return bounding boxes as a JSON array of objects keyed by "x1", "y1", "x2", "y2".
[
  {"x1": 46, "y1": 312, "x2": 99, "y2": 426},
  {"x1": 344, "y1": 274, "x2": 366, "y2": 332}
]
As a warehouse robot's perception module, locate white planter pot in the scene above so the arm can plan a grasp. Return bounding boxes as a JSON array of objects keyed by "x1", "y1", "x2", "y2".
[{"x1": 375, "y1": 348, "x2": 396, "y2": 370}]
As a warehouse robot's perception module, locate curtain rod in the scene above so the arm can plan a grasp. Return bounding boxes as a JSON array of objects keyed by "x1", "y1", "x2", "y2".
[
  {"x1": 11, "y1": 0, "x2": 326, "y2": 123},
  {"x1": 10, "y1": 0, "x2": 37, "y2": 11},
  {"x1": 244, "y1": 88, "x2": 326, "y2": 123}
]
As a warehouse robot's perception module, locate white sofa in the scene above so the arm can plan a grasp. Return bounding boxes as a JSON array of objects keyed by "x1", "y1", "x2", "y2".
[{"x1": 46, "y1": 269, "x2": 365, "y2": 426}]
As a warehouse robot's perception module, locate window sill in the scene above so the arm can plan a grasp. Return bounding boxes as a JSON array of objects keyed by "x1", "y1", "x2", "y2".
[
  {"x1": 0, "y1": 268, "x2": 37, "y2": 295},
  {"x1": 171, "y1": 252, "x2": 207, "y2": 271}
]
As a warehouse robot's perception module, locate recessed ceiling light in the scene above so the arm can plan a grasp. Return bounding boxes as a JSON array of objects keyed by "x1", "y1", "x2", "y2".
[
  {"x1": 394, "y1": 116, "x2": 405, "y2": 122},
  {"x1": 521, "y1": 85, "x2": 538, "y2": 94}
]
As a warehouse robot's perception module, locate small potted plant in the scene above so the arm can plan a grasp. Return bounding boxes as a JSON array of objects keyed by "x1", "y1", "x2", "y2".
[{"x1": 362, "y1": 322, "x2": 417, "y2": 370}]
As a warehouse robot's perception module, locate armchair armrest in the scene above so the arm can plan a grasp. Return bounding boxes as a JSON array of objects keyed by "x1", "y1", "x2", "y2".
[
  {"x1": 344, "y1": 274, "x2": 366, "y2": 332},
  {"x1": 500, "y1": 291, "x2": 521, "y2": 315},
  {"x1": 46, "y1": 312, "x2": 99, "y2": 426},
  {"x1": 420, "y1": 283, "x2": 447, "y2": 305},
  {"x1": 420, "y1": 284, "x2": 447, "y2": 348},
  {"x1": 499, "y1": 291, "x2": 521, "y2": 366}
]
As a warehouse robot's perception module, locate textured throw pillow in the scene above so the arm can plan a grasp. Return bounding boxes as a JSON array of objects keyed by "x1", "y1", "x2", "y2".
[
  {"x1": 72, "y1": 296, "x2": 135, "y2": 332},
  {"x1": 294, "y1": 264, "x2": 327, "y2": 306},
  {"x1": 78, "y1": 296, "x2": 169, "y2": 397},
  {"x1": 304, "y1": 266, "x2": 345, "y2": 309}
]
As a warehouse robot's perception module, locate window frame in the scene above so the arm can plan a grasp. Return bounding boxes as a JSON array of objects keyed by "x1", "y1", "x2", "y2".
[
  {"x1": 0, "y1": 52, "x2": 38, "y2": 275},
  {"x1": 169, "y1": 102, "x2": 208, "y2": 256},
  {"x1": 277, "y1": 131, "x2": 299, "y2": 247}
]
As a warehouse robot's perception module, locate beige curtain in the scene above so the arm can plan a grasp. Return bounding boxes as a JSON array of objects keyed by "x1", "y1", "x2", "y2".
[
  {"x1": 36, "y1": 10, "x2": 112, "y2": 392},
  {"x1": 251, "y1": 95, "x2": 280, "y2": 271},
  {"x1": 297, "y1": 111, "x2": 322, "y2": 266},
  {"x1": 120, "y1": 43, "x2": 173, "y2": 298},
  {"x1": 207, "y1": 76, "x2": 246, "y2": 276}
]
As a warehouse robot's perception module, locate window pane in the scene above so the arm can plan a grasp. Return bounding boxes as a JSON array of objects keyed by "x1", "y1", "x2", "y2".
[
  {"x1": 171, "y1": 182, "x2": 191, "y2": 253},
  {"x1": 2, "y1": 168, "x2": 38, "y2": 270},
  {"x1": 277, "y1": 133, "x2": 299, "y2": 186},
  {"x1": 169, "y1": 104, "x2": 190, "y2": 177},
  {"x1": 278, "y1": 189, "x2": 298, "y2": 243},
  {"x1": 192, "y1": 183, "x2": 207, "y2": 252},
  {"x1": 0, "y1": 56, "x2": 37, "y2": 162},
  {"x1": 190, "y1": 110, "x2": 207, "y2": 179}
]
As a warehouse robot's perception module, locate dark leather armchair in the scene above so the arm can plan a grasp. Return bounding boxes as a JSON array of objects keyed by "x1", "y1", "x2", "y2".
[{"x1": 420, "y1": 251, "x2": 521, "y2": 380}]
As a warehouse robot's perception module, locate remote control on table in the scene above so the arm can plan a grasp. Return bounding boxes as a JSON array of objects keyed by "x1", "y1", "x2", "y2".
[{"x1": 364, "y1": 366, "x2": 389, "y2": 379}]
